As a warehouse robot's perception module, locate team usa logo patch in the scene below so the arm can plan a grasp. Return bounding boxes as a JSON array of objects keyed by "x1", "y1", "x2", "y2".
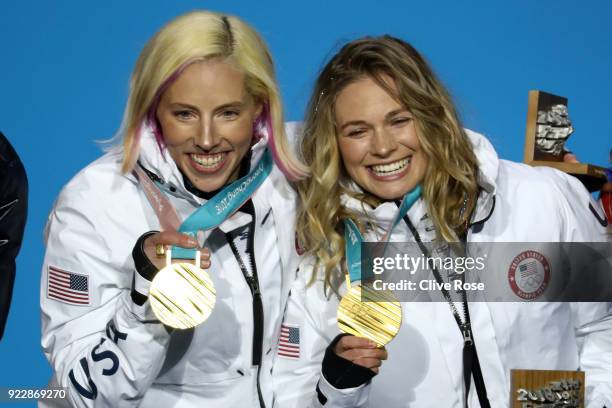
[
  {"x1": 47, "y1": 265, "x2": 90, "y2": 306},
  {"x1": 278, "y1": 324, "x2": 300, "y2": 359},
  {"x1": 508, "y1": 250, "x2": 550, "y2": 300}
]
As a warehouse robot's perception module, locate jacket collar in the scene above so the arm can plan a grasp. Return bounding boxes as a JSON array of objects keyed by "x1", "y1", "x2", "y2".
[
  {"x1": 465, "y1": 129, "x2": 498, "y2": 192},
  {"x1": 464, "y1": 129, "x2": 498, "y2": 226},
  {"x1": 341, "y1": 187, "x2": 430, "y2": 241}
]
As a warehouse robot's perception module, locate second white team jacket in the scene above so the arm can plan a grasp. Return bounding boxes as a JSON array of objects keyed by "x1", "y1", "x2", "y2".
[{"x1": 272, "y1": 130, "x2": 612, "y2": 407}]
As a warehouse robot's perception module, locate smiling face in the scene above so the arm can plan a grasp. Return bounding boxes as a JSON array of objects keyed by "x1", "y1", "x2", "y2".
[
  {"x1": 156, "y1": 59, "x2": 262, "y2": 192},
  {"x1": 334, "y1": 75, "x2": 427, "y2": 200}
]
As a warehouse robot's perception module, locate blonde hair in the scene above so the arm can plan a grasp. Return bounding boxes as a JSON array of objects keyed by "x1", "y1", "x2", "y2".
[
  {"x1": 297, "y1": 36, "x2": 480, "y2": 290},
  {"x1": 120, "y1": 11, "x2": 307, "y2": 180}
]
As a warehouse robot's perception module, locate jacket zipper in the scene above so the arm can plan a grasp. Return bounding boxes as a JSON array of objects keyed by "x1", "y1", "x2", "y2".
[
  {"x1": 226, "y1": 205, "x2": 265, "y2": 408},
  {"x1": 247, "y1": 220, "x2": 266, "y2": 408},
  {"x1": 137, "y1": 161, "x2": 164, "y2": 184}
]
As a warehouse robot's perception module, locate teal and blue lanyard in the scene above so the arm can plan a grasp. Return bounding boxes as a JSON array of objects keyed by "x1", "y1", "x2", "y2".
[
  {"x1": 343, "y1": 185, "x2": 422, "y2": 283},
  {"x1": 170, "y1": 149, "x2": 273, "y2": 259}
]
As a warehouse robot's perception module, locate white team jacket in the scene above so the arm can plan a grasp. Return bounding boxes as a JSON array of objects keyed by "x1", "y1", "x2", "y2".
[
  {"x1": 272, "y1": 130, "x2": 612, "y2": 407},
  {"x1": 40, "y1": 124, "x2": 301, "y2": 407}
]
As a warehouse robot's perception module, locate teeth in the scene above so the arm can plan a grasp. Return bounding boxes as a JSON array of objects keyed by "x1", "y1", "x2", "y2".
[
  {"x1": 371, "y1": 158, "x2": 410, "y2": 176},
  {"x1": 191, "y1": 153, "x2": 224, "y2": 167}
]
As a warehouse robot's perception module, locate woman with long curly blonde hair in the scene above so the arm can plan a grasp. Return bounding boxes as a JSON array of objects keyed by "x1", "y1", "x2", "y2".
[
  {"x1": 297, "y1": 36, "x2": 479, "y2": 292},
  {"x1": 274, "y1": 36, "x2": 611, "y2": 408}
]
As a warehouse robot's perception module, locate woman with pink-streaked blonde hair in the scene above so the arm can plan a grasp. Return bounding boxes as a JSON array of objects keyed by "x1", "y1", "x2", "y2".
[{"x1": 40, "y1": 11, "x2": 305, "y2": 407}]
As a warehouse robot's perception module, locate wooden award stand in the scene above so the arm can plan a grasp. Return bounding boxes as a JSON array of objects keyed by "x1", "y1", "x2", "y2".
[
  {"x1": 524, "y1": 90, "x2": 607, "y2": 192},
  {"x1": 510, "y1": 369, "x2": 584, "y2": 407}
]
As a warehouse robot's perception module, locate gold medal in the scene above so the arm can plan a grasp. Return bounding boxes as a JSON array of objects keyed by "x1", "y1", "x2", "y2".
[
  {"x1": 338, "y1": 188, "x2": 420, "y2": 348},
  {"x1": 149, "y1": 249, "x2": 216, "y2": 329},
  {"x1": 337, "y1": 281, "x2": 402, "y2": 347}
]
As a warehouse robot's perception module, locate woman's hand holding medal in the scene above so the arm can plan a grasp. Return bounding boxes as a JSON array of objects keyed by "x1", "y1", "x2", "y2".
[
  {"x1": 334, "y1": 335, "x2": 388, "y2": 374},
  {"x1": 131, "y1": 230, "x2": 216, "y2": 329},
  {"x1": 320, "y1": 333, "x2": 388, "y2": 390},
  {"x1": 143, "y1": 231, "x2": 211, "y2": 270}
]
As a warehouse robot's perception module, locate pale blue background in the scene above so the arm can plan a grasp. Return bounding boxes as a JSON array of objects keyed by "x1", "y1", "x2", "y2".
[{"x1": 1, "y1": 0, "x2": 610, "y2": 405}]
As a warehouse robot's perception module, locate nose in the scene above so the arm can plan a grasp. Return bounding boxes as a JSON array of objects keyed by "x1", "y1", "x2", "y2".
[
  {"x1": 197, "y1": 118, "x2": 219, "y2": 151},
  {"x1": 371, "y1": 127, "x2": 397, "y2": 157}
]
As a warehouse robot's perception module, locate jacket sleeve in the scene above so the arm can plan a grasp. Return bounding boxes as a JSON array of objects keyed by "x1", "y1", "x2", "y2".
[
  {"x1": 573, "y1": 304, "x2": 612, "y2": 407},
  {"x1": 272, "y1": 264, "x2": 370, "y2": 408},
  {"x1": 40, "y1": 184, "x2": 171, "y2": 407},
  {"x1": 0, "y1": 132, "x2": 28, "y2": 341},
  {"x1": 551, "y1": 169, "x2": 612, "y2": 407}
]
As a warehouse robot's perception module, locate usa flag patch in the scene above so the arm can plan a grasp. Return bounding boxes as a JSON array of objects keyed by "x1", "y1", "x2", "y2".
[
  {"x1": 47, "y1": 266, "x2": 90, "y2": 306},
  {"x1": 278, "y1": 324, "x2": 300, "y2": 359}
]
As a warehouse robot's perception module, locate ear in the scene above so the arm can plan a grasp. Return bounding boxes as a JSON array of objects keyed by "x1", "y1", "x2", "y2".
[{"x1": 251, "y1": 100, "x2": 266, "y2": 144}]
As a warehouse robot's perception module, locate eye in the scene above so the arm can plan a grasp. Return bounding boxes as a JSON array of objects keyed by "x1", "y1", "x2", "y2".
[
  {"x1": 220, "y1": 109, "x2": 240, "y2": 120},
  {"x1": 173, "y1": 110, "x2": 195, "y2": 120},
  {"x1": 346, "y1": 128, "x2": 367, "y2": 137},
  {"x1": 391, "y1": 116, "x2": 412, "y2": 126}
]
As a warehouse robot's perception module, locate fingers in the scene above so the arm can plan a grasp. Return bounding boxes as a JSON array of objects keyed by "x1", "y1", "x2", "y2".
[
  {"x1": 148, "y1": 231, "x2": 197, "y2": 249},
  {"x1": 334, "y1": 335, "x2": 388, "y2": 374},
  {"x1": 335, "y1": 336, "x2": 377, "y2": 353},
  {"x1": 143, "y1": 231, "x2": 212, "y2": 269},
  {"x1": 339, "y1": 349, "x2": 387, "y2": 373},
  {"x1": 351, "y1": 357, "x2": 383, "y2": 370},
  {"x1": 339, "y1": 347, "x2": 388, "y2": 363},
  {"x1": 199, "y1": 255, "x2": 211, "y2": 270},
  {"x1": 199, "y1": 247, "x2": 211, "y2": 259}
]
